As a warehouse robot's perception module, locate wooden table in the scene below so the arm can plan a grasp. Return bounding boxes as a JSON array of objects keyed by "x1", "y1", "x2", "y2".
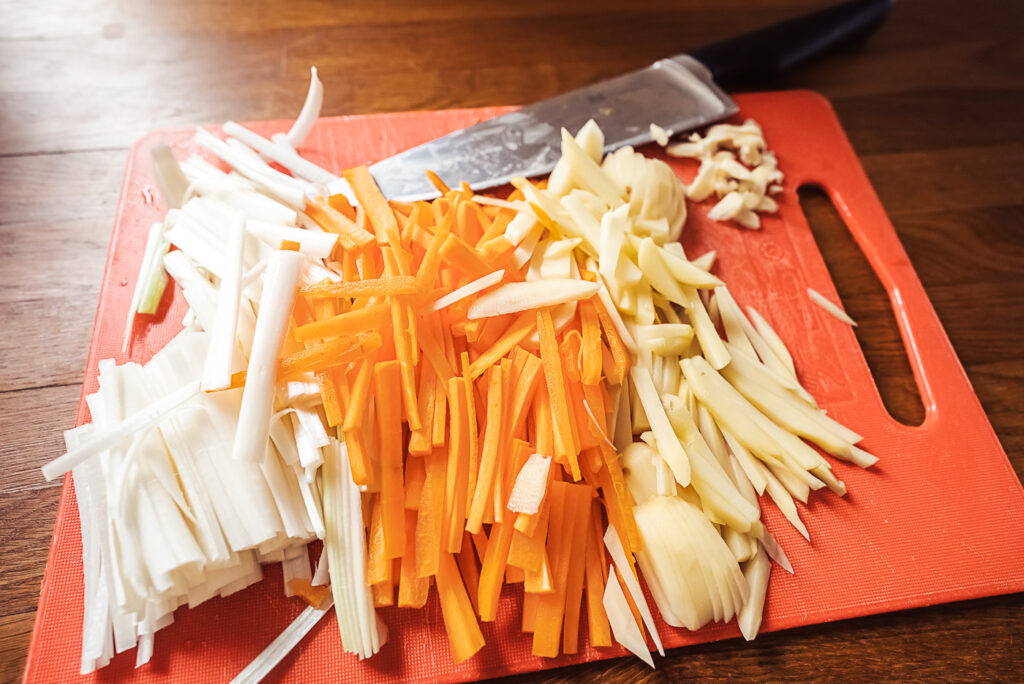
[{"x1": 2, "y1": 0, "x2": 1021, "y2": 681}]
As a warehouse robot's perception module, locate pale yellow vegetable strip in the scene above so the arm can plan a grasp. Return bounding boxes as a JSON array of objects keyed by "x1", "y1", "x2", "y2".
[
  {"x1": 629, "y1": 367, "x2": 690, "y2": 487},
  {"x1": 745, "y1": 305, "x2": 797, "y2": 377}
]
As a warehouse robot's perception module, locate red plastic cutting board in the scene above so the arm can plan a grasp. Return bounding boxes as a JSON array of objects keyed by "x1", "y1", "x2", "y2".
[{"x1": 24, "y1": 91, "x2": 1024, "y2": 683}]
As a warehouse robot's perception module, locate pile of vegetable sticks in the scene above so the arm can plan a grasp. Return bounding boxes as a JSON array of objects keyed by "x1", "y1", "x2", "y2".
[{"x1": 297, "y1": 167, "x2": 636, "y2": 662}]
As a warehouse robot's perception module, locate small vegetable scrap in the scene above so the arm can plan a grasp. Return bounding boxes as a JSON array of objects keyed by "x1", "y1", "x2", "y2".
[
  {"x1": 45, "y1": 68, "x2": 879, "y2": 678},
  {"x1": 664, "y1": 119, "x2": 783, "y2": 229}
]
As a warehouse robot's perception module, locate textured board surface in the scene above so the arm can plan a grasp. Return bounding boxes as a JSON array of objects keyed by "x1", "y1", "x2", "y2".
[{"x1": 23, "y1": 91, "x2": 1024, "y2": 683}]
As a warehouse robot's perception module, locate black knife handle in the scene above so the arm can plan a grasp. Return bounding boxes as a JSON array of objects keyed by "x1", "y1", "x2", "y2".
[{"x1": 689, "y1": 0, "x2": 895, "y2": 85}]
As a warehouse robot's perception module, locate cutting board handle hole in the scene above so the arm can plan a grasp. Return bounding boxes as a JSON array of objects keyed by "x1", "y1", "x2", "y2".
[{"x1": 798, "y1": 185, "x2": 925, "y2": 427}]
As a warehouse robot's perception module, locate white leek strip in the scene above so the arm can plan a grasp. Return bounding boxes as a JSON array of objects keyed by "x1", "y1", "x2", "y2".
[
  {"x1": 183, "y1": 172, "x2": 255, "y2": 205},
  {"x1": 630, "y1": 367, "x2": 690, "y2": 487},
  {"x1": 466, "y1": 279, "x2": 598, "y2": 319},
  {"x1": 202, "y1": 212, "x2": 246, "y2": 391},
  {"x1": 311, "y1": 547, "x2": 329, "y2": 586},
  {"x1": 285, "y1": 66, "x2": 323, "y2": 149},
  {"x1": 223, "y1": 121, "x2": 340, "y2": 185},
  {"x1": 122, "y1": 221, "x2": 170, "y2": 353},
  {"x1": 42, "y1": 380, "x2": 201, "y2": 481},
  {"x1": 431, "y1": 269, "x2": 504, "y2": 312},
  {"x1": 242, "y1": 260, "x2": 268, "y2": 291},
  {"x1": 226, "y1": 190, "x2": 298, "y2": 226},
  {"x1": 603, "y1": 571, "x2": 655, "y2": 669},
  {"x1": 506, "y1": 454, "x2": 551, "y2": 514},
  {"x1": 247, "y1": 219, "x2": 338, "y2": 258},
  {"x1": 604, "y1": 525, "x2": 665, "y2": 656},
  {"x1": 807, "y1": 287, "x2": 857, "y2": 326},
  {"x1": 194, "y1": 128, "x2": 306, "y2": 207},
  {"x1": 737, "y1": 544, "x2": 771, "y2": 640},
  {"x1": 165, "y1": 214, "x2": 227, "y2": 280},
  {"x1": 233, "y1": 250, "x2": 305, "y2": 461},
  {"x1": 151, "y1": 144, "x2": 189, "y2": 209},
  {"x1": 230, "y1": 596, "x2": 334, "y2": 684}
]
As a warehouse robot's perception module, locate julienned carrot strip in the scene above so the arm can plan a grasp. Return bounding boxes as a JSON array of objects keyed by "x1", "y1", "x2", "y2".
[
  {"x1": 509, "y1": 496, "x2": 549, "y2": 572},
  {"x1": 372, "y1": 577, "x2": 394, "y2": 608},
  {"x1": 594, "y1": 298, "x2": 630, "y2": 385},
  {"x1": 477, "y1": 519, "x2": 514, "y2": 621},
  {"x1": 445, "y1": 376, "x2": 469, "y2": 554},
  {"x1": 328, "y1": 193, "x2": 356, "y2": 220},
  {"x1": 461, "y1": 353, "x2": 479, "y2": 513},
  {"x1": 418, "y1": 314, "x2": 457, "y2": 384},
  {"x1": 585, "y1": 498, "x2": 612, "y2": 648},
  {"x1": 467, "y1": 312, "x2": 536, "y2": 379},
  {"x1": 436, "y1": 550, "x2": 485, "y2": 664},
  {"x1": 415, "y1": 226, "x2": 447, "y2": 292},
  {"x1": 523, "y1": 549, "x2": 553, "y2": 594},
  {"x1": 579, "y1": 300, "x2": 603, "y2": 385},
  {"x1": 374, "y1": 361, "x2": 406, "y2": 561},
  {"x1": 404, "y1": 454, "x2": 426, "y2": 509},
  {"x1": 343, "y1": 353, "x2": 377, "y2": 432},
  {"x1": 416, "y1": 446, "x2": 446, "y2": 578},
  {"x1": 398, "y1": 509, "x2": 429, "y2": 608},
  {"x1": 278, "y1": 331, "x2": 381, "y2": 379},
  {"x1": 534, "y1": 384, "x2": 554, "y2": 459},
  {"x1": 381, "y1": 246, "x2": 422, "y2": 431},
  {"x1": 440, "y1": 233, "x2": 493, "y2": 280},
  {"x1": 408, "y1": 368, "x2": 436, "y2": 455},
  {"x1": 367, "y1": 497, "x2": 389, "y2": 585},
  {"x1": 477, "y1": 235, "x2": 517, "y2": 271},
  {"x1": 561, "y1": 485, "x2": 592, "y2": 654},
  {"x1": 342, "y1": 428, "x2": 371, "y2": 487},
  {"x1": 506, "y1": 563, "x2": 526, "y2": 584},
  {"x1": 305, "y1": 196, "x2": 374, "y2": 249},
  {"x1": 598, "y1": 445, "x2": 641, "y2": 554},
  {"x1": 343, "y1": 166, "x2": 402, "y2": 246},
  {"x1": 431, "y1": 373, "x2": 448, "y2": 448},
  {"x1": 491, "y1": 361, "x2": 517, "y2": 525},
  {"x1": 522, "y1": 591, "x2": 539, "y2": 633},
  {"x1": 455, "y1": 200, "x2": 483, "y2": 244},
  {"x1": 293, "y1": 302, "x2": 391, "y2": 342},
  {"x1": 466, "y1": 365, "x2": 503, "y2": 534},
  {"x1": 531, "y1": 481, "x2": 575, "y2": 658},
  {"x1": 457, "y1": 532, "x2": 482, "y2": 615},
  {"x1": 301, "y1": 275, "x2": 418, "y2": 298},
  {"x1": 537, "y1": 309, "x2": 581, "y2": 481},
  {"x1": 316, "y1": 368, "x2": 344, "y2": 428},
  {"x1": 506, "y1": 353, "x2": 542, "y2": 445},
  {"x1": 474, "y1": 314, "x2": 513, "y2": 352},
  {"x1": 426, "y1": 169, "x2": 451, "y2": 194},
  {"x1": 559, "y1": 331, "x2": 583, "y2": 383}
]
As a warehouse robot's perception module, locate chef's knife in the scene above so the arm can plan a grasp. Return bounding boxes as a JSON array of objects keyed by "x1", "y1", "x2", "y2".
[{"x1": 367, "y1": 0, "x2": 893, "y2": 201}]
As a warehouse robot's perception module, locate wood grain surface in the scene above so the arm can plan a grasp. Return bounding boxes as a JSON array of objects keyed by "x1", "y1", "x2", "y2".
[{"x1": 1, "y1": 0, "x2": 1021, "y2": 681}]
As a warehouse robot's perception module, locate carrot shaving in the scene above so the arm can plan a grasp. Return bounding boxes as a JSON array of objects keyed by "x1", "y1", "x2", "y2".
[{"x1": 301, "y1": 275, "x2": 418, "y2": 298}]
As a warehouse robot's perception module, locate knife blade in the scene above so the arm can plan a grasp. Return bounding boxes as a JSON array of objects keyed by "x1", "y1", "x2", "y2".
[{"x1": 364, "y1": 0, "x2": 893, "y2": 201}]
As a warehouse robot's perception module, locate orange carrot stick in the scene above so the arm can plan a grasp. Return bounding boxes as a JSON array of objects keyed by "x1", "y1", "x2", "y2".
[
  {"x1": 584, "y1": 499, "x2": 612, "y2": 647},
  {"x1": 415, "y1": 446, "x2": 447, "y2": 578},
  {"x1": 343, "y1": 165, "x2": 402, "y2": 246},
  {"x1": 561, "y1": 485, "x2": 592, "y2": 654},
  {"x1": 305, "y1": 196, "x2": 374, "y2": 249},
  {"x1": 404, "y1": 454, "x2": 426, "y2": 510},
  {"x1": 537, "y1": 309, "x2": 581, "y2": 481},
  {"x1": 466, "y1": 365, "x2": 503, "y2": 534},
  {"x1": 398, "y1": 509, "x2": 430, "y2": 608},
  {"x1": 435, "y1": 550, "x2": 485, "y2": 664},
  {"x1": 293, "y1": 302, "x2": 390, "y2": 342},
  {"x1": 461, "y1": 353, "x2": 479, "y2": 513},
  {"x1": 477, "y1": 519, "x2": 514, "y2": 622},
  {"x1": 531, "y1": 481, "x2": 575, "y2": 658},
  {"x1": 594, "y1": 298, "x2": 630, "y2": 385},
  {"x1": 457, "y1": 531, "x2": 482, "y2": 615},
  {"x1": 343, "y1": 353, "x2": 377, "y2": 432},
  {"x1": 343, "y1": 427, "x2": 372, "y2": 488},
  {"x1": 445, "y1": 377, "x2": 469, "y2": 554},
  {"x1": 408, "y1": 367, "x2": 436, "y2": 455},
  {"x1": 467, "y1": 312, "x2": 536, "y2": 379},
  {"x1": 279, "y1": 331, "x2": 381, "y2": 379},
  {"x1": 374, "y1": 361, "x2": 406, "y2": 561},
  {"x1": 301, "y1": 275, "x2": 419, "y2": 298},
  {"x1": 579, "y1": 300, "x2": 603, "y2": 385},
  {"x1": 439, "y1": 232, "x2": 493, "y2": 280},
  {"x1": 366, "y1": 497, "x2": 390, "y2": 585}
]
